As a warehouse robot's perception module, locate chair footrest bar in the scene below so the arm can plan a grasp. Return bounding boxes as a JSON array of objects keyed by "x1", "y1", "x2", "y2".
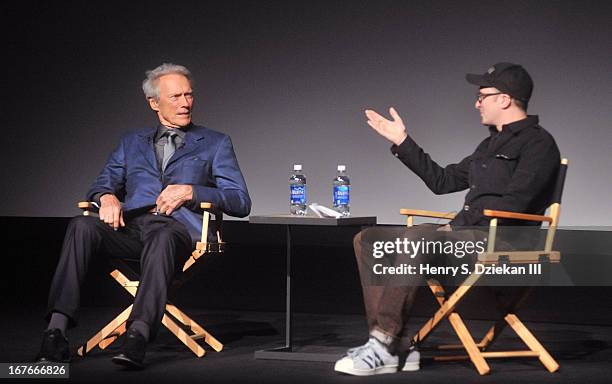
[
  {"x1": 433, "y1": 351, "x2": 540, "y2": 361},
  {"x1": 482, "y1": 351, "x2": 540, "y2": 358},
  {"x1": 437, "y1": 342, "x2": 487, "y2": 350}
]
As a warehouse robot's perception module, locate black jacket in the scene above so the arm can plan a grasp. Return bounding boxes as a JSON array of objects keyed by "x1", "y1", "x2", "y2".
[{"x1": 391, "y1": 115, "x2": 560, "y2": 226}]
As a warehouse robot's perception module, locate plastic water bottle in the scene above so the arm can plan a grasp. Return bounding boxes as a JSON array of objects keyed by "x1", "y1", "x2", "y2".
[
  {"x1": 333, "y1": 164, "x2": 350, "y2": 216},
  {"x1": 289, "y1": 164, "x2": 307, "y2": 215}
]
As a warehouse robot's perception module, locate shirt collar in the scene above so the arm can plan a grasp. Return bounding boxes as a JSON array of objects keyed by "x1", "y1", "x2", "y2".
[
  {"x1": 155, "y1": 123, "x2": 189, "y2": 141},
  {"x1": 488, "y1": 115, "x2": 539, "y2": 136}
]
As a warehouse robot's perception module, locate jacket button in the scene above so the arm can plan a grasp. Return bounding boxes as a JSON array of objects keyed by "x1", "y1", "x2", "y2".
[
  {"x1": 464, "y1": 205, "x2": 470, "y2": 211},
  {"x1": 471, "y1": 185, "x2": 476, "y2": 190},
  {"x1": 482, "y1": 163, "x2": 487, "y2": 168}
]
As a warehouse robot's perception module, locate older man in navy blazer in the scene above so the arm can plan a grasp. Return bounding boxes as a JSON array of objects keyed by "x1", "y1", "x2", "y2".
[{"x1": 36, "y1": 63, "x2": 251, "y2": 369}]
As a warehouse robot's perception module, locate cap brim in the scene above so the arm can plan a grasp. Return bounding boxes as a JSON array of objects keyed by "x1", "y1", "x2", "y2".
[{"x1": 466, "y1": 73, "x2": 491, "y2": 87}]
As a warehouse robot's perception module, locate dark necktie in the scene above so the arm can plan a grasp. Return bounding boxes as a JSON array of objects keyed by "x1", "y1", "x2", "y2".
[{"x1": 162, "y1": 131, "x2": 177, "y2": 171}]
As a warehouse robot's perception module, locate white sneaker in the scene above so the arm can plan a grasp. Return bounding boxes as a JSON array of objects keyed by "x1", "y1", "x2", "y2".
[
  {"x1": 334, "y1": 338, "x2": 399, "y2": 376},
  {"x1": 401, "y1": 346, "x2": 420, "y2": 372}
]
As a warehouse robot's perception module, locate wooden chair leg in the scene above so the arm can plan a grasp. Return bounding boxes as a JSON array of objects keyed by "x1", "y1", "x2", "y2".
[
  {"x1": 98, "y1": 322, "x2": 127, "y2": 349},
  {"x1": 165, "y1": 304, "x2": 224, "y2": 352},
  {"x1": 107, "y1": 268, "x2": 223, "y2": 357},
  {"x1": 415, "y1": 275, "x2": 557, "y2": 374},
  {"x1": 438, "y1": 322, "x2": 492, "y2": 350},
  {"x1": 475, "y1": 324, "x2": 497, "y2": 350},
  {"x1": 447, "y1": 313, "x2": 490, "y2": 375},
  {"x1": 505, "y1": 314, "x2": 559, "y2": 372},
  {"x1": 77, "y1": 305, "x2": 133, "y2": 356},
  {"x1": 413, "y1": 273, "x2": 482, "y2": 345},
  {"x1": 161, "y1": 314, "x2": 206, "y2": 357},
  {"x1": 479, "y1": 286, "x2": 533, "y2": 350}
]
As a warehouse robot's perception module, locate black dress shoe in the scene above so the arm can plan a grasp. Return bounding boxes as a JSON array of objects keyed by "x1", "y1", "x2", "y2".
[
  {"x1": 36, "y1": 329, "x2": 70, "y2": 363},
  {"x1": 111, "y1": 329, "x2": 146, "y2": 370}
]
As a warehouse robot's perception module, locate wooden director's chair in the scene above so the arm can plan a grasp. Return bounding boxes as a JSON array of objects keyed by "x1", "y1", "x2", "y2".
[
  {"x1": 400, "y1": 158, "x2": 568, "y2": 375},
  {"x1": 76, "y1": 202, "x2": 224, "y2": 358}
]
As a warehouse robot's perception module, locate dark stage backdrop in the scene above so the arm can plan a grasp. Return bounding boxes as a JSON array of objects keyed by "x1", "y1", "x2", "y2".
[{"x1": 3, "y1": 0, "x2": 611, "y2": 225}]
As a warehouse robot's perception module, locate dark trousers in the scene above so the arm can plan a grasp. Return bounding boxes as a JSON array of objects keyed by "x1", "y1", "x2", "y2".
[
  {"x1": 353, "y1": 224, "x2": 482, "y2": 341},
  {"x1": 46, "y1": 214, "x2": 192, "y2": 338}
]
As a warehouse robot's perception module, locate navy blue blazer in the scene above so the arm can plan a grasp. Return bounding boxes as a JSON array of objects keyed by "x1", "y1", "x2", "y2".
[{"x1": 87, "y1": 124, "x2": 251, "y2": 243}]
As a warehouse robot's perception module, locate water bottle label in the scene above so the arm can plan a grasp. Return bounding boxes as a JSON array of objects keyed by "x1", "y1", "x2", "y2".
[
  {"x1": 334, "y1": 185, "x2": 350, "y2": 206},
  {"x1": 290, "y1": 185, "x2": 306, "y2": 204}
]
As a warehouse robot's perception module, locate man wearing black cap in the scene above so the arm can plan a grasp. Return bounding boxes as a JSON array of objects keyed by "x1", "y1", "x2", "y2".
[{"x1": 334, "y1": 63, "x2": 560, "y2": 376}]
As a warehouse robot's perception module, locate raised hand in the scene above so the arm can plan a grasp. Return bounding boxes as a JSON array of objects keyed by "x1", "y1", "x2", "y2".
[{"x1": 365, "y1": 107, "x2": 408, "y2": 146}]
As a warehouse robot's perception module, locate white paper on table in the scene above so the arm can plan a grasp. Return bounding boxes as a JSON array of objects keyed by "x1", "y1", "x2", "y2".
[{"x1": 308, "y1": 203, "x2": 343, "y2": 218}]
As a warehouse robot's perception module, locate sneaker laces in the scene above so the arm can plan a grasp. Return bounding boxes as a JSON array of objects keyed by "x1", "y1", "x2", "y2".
[
  {"x1": 346, "y1": 338, "x2": 376, "y2": 357},
  {"x1": 353, "y1": 339, "x2": 393, "y2": 369}
]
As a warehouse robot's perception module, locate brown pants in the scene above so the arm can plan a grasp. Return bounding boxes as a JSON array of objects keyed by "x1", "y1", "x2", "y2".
[{"x1": 353, "y1": 224, "x2": 483, "y2": 342}]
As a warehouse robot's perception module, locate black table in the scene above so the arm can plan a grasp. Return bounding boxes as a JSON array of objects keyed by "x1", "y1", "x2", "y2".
[{"x1": 249, "y1": 214, "x2": 377, "y2": 362}]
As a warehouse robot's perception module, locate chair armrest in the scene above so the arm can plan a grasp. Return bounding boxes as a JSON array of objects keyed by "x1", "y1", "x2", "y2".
[
  {"x1": 199, "y1": 202, "x2": 223, "y2": 244},
  {"x1": 200, "y1": 202, "x2": 223, "y2": 222},
  {"x1": 483, "y1": 209, "x2": 553, "y2": 223},
  {"x1": 399, "y1": 208, "x2": 456, "y2": 220},
  {"x1": 77, "y1": 201, "x2": 99, "y2": 215},
  {"x1": 187, "y1": 202, "x2": 225, "y2": 271}
]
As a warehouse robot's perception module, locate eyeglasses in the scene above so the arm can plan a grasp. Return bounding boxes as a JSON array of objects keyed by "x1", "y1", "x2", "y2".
[{"x1": 476, "y1": 92, "x2": 502, "y2": 103}]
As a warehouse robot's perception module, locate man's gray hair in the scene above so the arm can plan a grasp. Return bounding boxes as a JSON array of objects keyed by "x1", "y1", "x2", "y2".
[{"x1": 142, "y1": 63, "x2": 192, "y2": 100}]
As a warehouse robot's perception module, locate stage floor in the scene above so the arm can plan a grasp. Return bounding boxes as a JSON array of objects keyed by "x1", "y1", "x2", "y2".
[{"x1": 2, "y1": 306, "x2": 611, "y2": 383}]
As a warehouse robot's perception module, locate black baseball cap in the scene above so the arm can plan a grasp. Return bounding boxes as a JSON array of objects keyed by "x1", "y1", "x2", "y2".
[{"x1": 466, "y1": 62, "x2": 533, "y2": 102}]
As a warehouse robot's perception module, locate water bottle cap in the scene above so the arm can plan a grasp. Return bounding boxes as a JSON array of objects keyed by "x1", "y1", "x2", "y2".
[
  {"x1": 293, "y1": 164, "x2": 302, "y2": 171},
  {"x1": 337, "y1": 164, "x2": 346, "y2": 171}
]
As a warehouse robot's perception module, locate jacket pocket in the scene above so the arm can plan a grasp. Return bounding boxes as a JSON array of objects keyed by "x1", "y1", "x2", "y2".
[
  {"x1": 493, "y1": 151, "x2": 520, "y2": 174},
  {"x1": 181, "y1": 157, "x2": 209, "y2": 184}
]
